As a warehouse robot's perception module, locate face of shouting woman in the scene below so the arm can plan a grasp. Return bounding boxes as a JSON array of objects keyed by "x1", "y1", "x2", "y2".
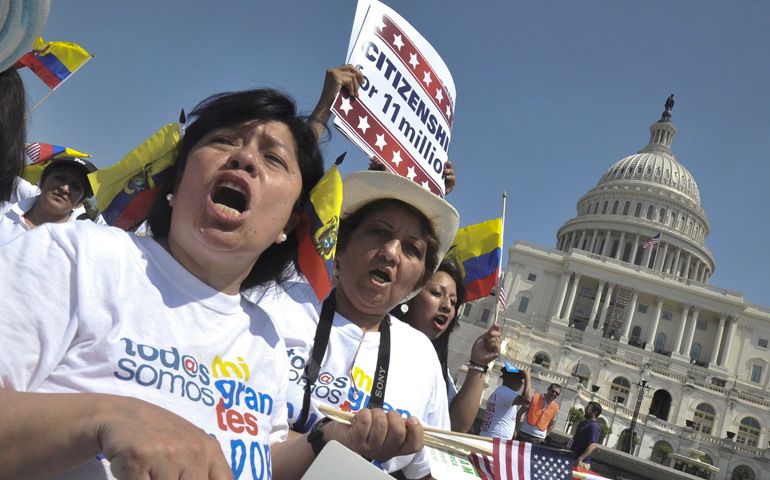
[
  {"x1": 403, "y1": 271, "x2": 457, "y2": 341},
  {"x1": 335, "y1": 204, "x2": 428, "y2": 326},
  {"x1": 167, "y1": 120, "x2": 302, "y2": 293}
]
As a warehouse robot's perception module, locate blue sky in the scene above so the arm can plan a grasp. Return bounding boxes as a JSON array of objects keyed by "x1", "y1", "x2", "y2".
[{"x1": 20, "y1": 1, "x2": 770, "y2": 305}]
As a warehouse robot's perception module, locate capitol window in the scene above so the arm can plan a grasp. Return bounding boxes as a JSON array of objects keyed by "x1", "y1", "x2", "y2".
[
  {"x1": 634, "y1": 203, "x2": 642, "y2": 217},
  {"x1": 736, "y1": 417, "x2": 761, "y2": 447},
  {"x1": 612, "y1": 201, "x2": 619, "y2": 214},
  {"x1": 750, "y1": 365, "x2": 763, "y2": 383},
  {"x1": 662, "y1": 311, "x2": 672, "y2": 321},
  {"x1": 610, "y1": 377, "x2": 631, "y2": 404},
  {"x1": 697, "y1": 321, "x2": 707, "y2": 331},
  {"x1": 533, "y1": 352, "x2": 551, "y2": 369},
  {"x1": 646, "y1": 205, "x2": 655, "y2": 220},
  {"x1": 527, "y1": 273, "x2": 537, "y2": 282},
  {"x1": 518, "y1": 297, "x2": 530, "y2": 313},
  {"x1": 758, "y1": 338, "x2": 768, "y2": 349},
  {"x1": 638, "y1": 304, "x2": 648, "y2": 314},
  {"x1": 602, "y1": 201, "x2": 608, "y2": 214},
  {"x1": 623, "y1": 201, "x2": 631, "y2": 215},
  {"x1": 692, "y1": 403, "x2": 716, "y2": 435},
  {"x1": 480, "y1": 309, "x2": 491, "y2": 323},
  {"x1": 658, "y1": 208, "x2": 666, "y2": 223},
  {"x1": 571, "y1": 364, "x2": 590, "y2": 386},
  {"x1": 462, "y1": 304, "x2": 472, "y2": 317}
]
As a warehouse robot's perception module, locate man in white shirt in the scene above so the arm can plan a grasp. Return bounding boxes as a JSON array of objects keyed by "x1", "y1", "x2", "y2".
[{"x1": 479, "y1": 362, "x2": 532, "y2": 439}]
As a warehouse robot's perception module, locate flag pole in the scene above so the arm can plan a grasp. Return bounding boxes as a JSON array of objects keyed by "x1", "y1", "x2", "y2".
[
  {"x1": 25, "y1": 54, "x2": 95, "y2": 118},
  {"x1": 493, "y1": 191, "x2": 507, "y2": 325}
]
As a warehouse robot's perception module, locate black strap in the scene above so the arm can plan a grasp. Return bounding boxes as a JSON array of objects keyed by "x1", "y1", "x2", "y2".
[{"x1": 293, "y1": 289, "x2": 392, "y2": 431}]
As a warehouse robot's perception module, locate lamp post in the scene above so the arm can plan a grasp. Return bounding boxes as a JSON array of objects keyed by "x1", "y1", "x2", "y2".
[{"x1": 624, "y1": 368, "x2": 651, "y2": 455}]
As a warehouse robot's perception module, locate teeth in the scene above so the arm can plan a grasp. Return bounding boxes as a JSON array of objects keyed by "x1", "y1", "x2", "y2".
[
  {"x1": 219, "y1": 181, "x2": 244, "y2": 194},
  {"x1": 214, "y1": 203, "x2": 242, "y2": 217}
]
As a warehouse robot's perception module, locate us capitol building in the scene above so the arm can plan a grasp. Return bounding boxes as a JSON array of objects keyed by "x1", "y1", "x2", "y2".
[{"x1": 449, "y1": 99, "x2": 770, "y2": 480}]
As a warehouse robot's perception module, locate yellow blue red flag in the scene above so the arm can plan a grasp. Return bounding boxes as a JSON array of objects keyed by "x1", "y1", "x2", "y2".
[
  {"x1": 14, "y1": 36, "x2": 92, "y2": 90},
  {"x1": 444, "y1": 218, "x2": 503, "y2": 303},
  {"x1": 21, "y1": 143, "x2": 92, "y2": 185},
  {"x1": 89, "y1": 123, "x2": 180, "y2": 231},
  {"x1": 295, "y1": 165, "x2": 343, "y2": 302}
]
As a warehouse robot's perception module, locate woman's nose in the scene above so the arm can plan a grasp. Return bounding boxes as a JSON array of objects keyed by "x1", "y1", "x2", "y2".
[
  {"x1": 379, "y1": 239, "x2": 401, "y2": 262},
  {"x1": 226, "y1": 147, "x2": 258, "y2": 177}
]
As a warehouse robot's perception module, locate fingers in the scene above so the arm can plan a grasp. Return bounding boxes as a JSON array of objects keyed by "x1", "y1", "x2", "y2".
[
  {"x1": 377, "y1": 410, "x2": 408, "y2": 458},
  {"x1": 338, "y1": 409, "x2": 421, "y2": 462},
  {"x1": 443, "y1": 160, "x2": 456, "y2": 194},
  {"x1": 326, "y1": 64, "x2": 364, "y2": 99},
  {"x1": 368, "y1": 156, "x2": 387, "y2": 172}
]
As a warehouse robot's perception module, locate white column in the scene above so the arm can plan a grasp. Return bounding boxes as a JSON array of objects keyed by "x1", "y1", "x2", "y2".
[
  {"x1": 620, "y1": 288, "x2": 641, "y2": 341},
  {"x1": 682, "y1": 306, "x2": 700, "y2": 357},
  {"x1": 556, "y1": 236, "x2": 563, "y2": 250},
  {"x1": 710, "y1": 313, "x2": 727, "y2": 366},
  {"x1": 630, "y1": 234, "x2": 641, "y2": 264},
  {"x1": 645, "y1": 295, "x2": 666, "y2": 346},
  {"x1": 588, "y1": 280, "x2": 606, "y2": 328},
  {"x1": 671, "y1": 303, "x2": 692, "y2": 354},
  {"x1": 551, "y1": 270, "x2": 572, "y2": 319},
  {"x1": 614, "y1": 232, "x2": 626, "y2": 260},
  {"x1": 589, "y1": 229, "x2": 599, "y2": 253},
  {"x1": 720, "y1": 316, "x2": 739, "y2": 367},
  {"x1": 655, "y1": 242, "x2": 669, "y2": 271},
  {"x1": 565, "y1": 232, "x2": 574, "y2": 251},
  {"x1": 597, "y1": 282, "x2": 617, "y2": 328},
  {"x1": 642, "y1": 243, "x2": 654, "y2": 268},
  {"x1": 683, "y1": 253, "x2": 693, "y2": 279},
  {"x1": 671, "y1": 247, "x2": 682, "y2": 275},
  {"x1": 578, "y1": 230, "x2": 587, "y2": 250},
  {"x1": 561, "y1": 272, "x2": 583, "y2": 323},
  {"x1": 601, "y1": 230, "x2": 612, "y2": 256}
]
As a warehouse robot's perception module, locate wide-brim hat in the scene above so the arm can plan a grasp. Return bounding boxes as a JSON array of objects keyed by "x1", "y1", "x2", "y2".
[
  {"x1": 42, "y1": 157, "x2": 97, "y2": 196},
  {"x1": 341, "y1": 170, "x2": 460, "y2": 300},
  {"x1": 0, "y1": 0, "x2": 50, "y2": 72}
]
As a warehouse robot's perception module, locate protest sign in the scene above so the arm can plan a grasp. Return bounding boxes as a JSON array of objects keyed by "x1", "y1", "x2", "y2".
[
  {"x1": 333, "y1": 0, "x2": 456, "y2": 197},
  {"x1": 426, "y1": 444, "x2": 483, "y2": 479}
]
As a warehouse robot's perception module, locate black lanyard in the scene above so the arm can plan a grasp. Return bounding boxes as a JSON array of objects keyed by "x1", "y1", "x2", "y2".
[{"x1": 293, "y1": 289, "x2": 391, "y2": 432}]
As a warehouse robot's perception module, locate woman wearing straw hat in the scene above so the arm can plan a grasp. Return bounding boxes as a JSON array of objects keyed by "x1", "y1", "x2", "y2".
[{"x1": 259, "y1": 169, "x2": 460, "y2": 479}]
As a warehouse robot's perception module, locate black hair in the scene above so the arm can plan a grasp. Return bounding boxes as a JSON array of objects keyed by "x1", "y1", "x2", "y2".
[
  {"x1": 337, "y1": 198, "x2": 440, "y2": 291},
  {"x1": 587, "y1": 401, "x2": 603, "y2": 418},
  {"x1": 146, "y1": 88, "x2": 324, "y2": 291},
  {"x1": 39, "y1": 162, "x2": 93, "y2": 201},
  {"x1": 0, "y1": 68, "x2": 27, "y2": 203}
]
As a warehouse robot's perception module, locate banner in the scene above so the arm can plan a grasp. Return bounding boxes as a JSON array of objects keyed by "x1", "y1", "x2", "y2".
[{"x1": 333, "y1": 0, "x2": 456, "y2": 197}]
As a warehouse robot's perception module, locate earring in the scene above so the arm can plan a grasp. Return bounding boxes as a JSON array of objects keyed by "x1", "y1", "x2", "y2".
[
  {"x1": 332, "y1": 266, "x2": 340, "y2": 277},
  {"x1": 400, "y1": 303, "x2": 409, "y2": 314},
  {"x1": 166, "y1": 193, "x2": 174, "y2": 202},
  {"x1": 280, "y1": 233, "x2": 287, "y2": 242}
]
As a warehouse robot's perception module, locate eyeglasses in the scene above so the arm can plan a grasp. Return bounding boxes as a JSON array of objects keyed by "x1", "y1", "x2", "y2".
[{"x1": 548, "y1": 388, "x2": 561, "y2": 396}]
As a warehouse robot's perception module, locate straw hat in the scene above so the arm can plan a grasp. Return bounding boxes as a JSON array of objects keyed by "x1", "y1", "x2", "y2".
[
  {"x1": 341, "y1": 170, "x2": 460, "y2": 300},
  {"x1": 0, "y1": 0, "x2": 50, "y2": 72}
]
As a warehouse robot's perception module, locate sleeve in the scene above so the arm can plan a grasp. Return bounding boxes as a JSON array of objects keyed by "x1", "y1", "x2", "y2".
[
  {"x1": 11, "y1": 177, "x2": 39, "y2": 203},
  {"x1": 446, "y1": 370, "x2": 458, "y2": 406},
  {"x1": 590, "y1": 423, "x2": 601, "y2": 443},
  {"x1": 0, "y1": 224, "x2": 82, "y2": 391}
]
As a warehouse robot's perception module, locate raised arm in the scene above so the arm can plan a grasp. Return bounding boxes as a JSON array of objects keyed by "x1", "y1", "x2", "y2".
[
  {"x1": 513, "y1": 370, "x2": 533, "y2": 406},
  {"x1": 309, "y1": 64, "x2": 364, "y2": 142},
  {"x1": 448, "y1": 324, "x2": 501, "y2": 432}
]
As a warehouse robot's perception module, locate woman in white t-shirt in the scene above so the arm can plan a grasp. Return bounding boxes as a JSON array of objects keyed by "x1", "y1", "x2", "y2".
[
  {"x1": 0, "y1": 89, "x2": 414, "y2": 480},
  {"x1": 257, "y1": 170, "x2": 460, "y2": 480},
  {"x1": 396, "y1": 262, "x2": 501, "y2": 433}
]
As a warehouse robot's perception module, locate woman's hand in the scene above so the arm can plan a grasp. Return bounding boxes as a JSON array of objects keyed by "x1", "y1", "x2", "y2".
[
  {"x1": 470, "y1": 323, "x2": 501, "y2": 366},
  {"x1": 100, "y1": 397, "x2": 233, "y2": 480},
  {"x1": 323, "y1": 408, "x2": 424, "y2": 462},
  {"x1": 310, "y1": 65, "x2": 364, "y2": 141},
  {"x1": 369, "y1": 156, "x2": 457, "y2": 196}
]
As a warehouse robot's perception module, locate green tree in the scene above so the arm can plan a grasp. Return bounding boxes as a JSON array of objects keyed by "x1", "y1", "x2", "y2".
[
  {"x1": 567, "y1": 406, "x2": 585, "y2": 431},
  {"x1": 599, "y1": 423, "x2": 613, "y2": 445},
  {"x1": 657, "y1": 445, "x2": 673, "y2": 464}
]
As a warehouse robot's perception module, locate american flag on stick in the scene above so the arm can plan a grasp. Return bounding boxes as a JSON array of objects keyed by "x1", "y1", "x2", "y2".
[
  {"x1": 498, "y1": 276, "x2": 506, "y2": 316},
  {"x1": 470, "y1": 438, "x2": 573, "y2": 480},
  {"x1": 643, "y1": 232, "x2": 661, "y2": 249}
]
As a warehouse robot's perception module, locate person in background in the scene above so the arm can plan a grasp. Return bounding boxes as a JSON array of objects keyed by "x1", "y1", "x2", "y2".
[
  {"x1": 0, "y1": 68, "x2": 28, "y2": 207},
  {"x1": 397, "y1": 261, "x2": 501, "y2": 433},
  {"x1": 569, "y1": 401, "x2": 602, "y2": 468},
  {"x1": 0, "y1": 157, "x2": 95, "y2": 245},
  {"x1": 479, "y1": 362, "x2": 533, "y2": 439},
  {"x1": 515, "y1": 382, "x2": 562, "y2": 444}
]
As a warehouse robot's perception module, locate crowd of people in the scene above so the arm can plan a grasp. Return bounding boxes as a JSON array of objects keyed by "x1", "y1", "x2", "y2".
[{"x1": 0, "y1": 11, "x2": 599, "y2": 476}]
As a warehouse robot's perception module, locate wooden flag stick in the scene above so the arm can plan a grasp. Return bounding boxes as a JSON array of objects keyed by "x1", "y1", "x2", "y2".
[
  {"x1": 493, "y1": 191, "x2": 507, "y2": 325},
  {"x1": 318, "y1": 405, "x2": 494, "y2": 456}
]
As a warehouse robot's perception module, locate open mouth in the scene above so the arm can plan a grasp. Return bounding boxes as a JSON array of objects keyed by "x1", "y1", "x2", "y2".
[
  {"x1": 433, "y1": 315, "x2": 449, "y2": 328},
  {"x1": 369, "y1": 269, "x2": 391, "y2": 285},
  {"x1": 211, "y1": 181, "x2": 247, "y2": 217}
]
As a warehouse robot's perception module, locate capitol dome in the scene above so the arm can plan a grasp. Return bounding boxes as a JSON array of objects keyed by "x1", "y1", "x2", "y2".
[{"x1": 555, "y1": 98, "x2": 716, "y2": 283}]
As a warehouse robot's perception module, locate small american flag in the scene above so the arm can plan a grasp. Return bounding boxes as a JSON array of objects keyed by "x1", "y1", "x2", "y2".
[
  {"x1": 24, "y1": 143, "x2": 42, "y2": 164},
  {"x1": 498, "y1": 276, "x2": 506, "y2": 315},
  {"x1": 470, "y1": 438, "x2": 573, "y2": 480},
  {"x1": 643, "y1": 232, "x2": 661, "y2": 249}
]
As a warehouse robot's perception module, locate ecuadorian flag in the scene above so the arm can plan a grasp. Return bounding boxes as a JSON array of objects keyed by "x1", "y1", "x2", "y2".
[
  {"x1": 295, "y1": 165, "x2": 343, "y2": 302},
  {"x1": 15, "y1": 36, "x2": 92, "y2": 90},
  {"x1": 444, "y1": 218, "x2": 503, "y2": 303},
  {"x1": 21, "y1": 143, "x2": 92, "y2": 185},
  {"x1": 89, "y1": 123, "x2": 180, "y2": 231}
]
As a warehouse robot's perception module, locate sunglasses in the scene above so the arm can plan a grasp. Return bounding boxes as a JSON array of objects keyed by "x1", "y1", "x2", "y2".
[{"x1": 548, "y1": 388, "x2": 561, "y2": 396}]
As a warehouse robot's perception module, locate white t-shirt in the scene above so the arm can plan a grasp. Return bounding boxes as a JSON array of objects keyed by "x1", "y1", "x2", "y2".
[
  {"x1": 0, "y1": 222, "x2": 288, "y2": 480},
  {"x1": 0, "y1": 196, "x2": 81, "y2": 246},
  {"x1": 447, "y1": 370, "x2": 458, "y2": 405},
  {"x1": 255, "y1": 279, "x2": 450, "y2": 480},
  {"x1": 480, "y1": 385, "x2": 520, "y2": 439}
]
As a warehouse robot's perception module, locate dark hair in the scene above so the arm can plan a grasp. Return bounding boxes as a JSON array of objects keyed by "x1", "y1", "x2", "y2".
[
  {"x1": 587, "y1": 401, "x2": 603, "y2": 418},
  {"x1": 146, "y1": 88, "x2": 324, "y2": 290},
  {"x1": 549, "y1": 383, "x2": 562, "y2": 392},
  {"x1": 0, "y1": 68, "x2": 27, "y2": 203},
  {"x1": 337, "y1": 198, "x2": 440, "y2": 291},
  {"x1": 426, "y1": 263, "x2": 465, "y2": 391}
]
